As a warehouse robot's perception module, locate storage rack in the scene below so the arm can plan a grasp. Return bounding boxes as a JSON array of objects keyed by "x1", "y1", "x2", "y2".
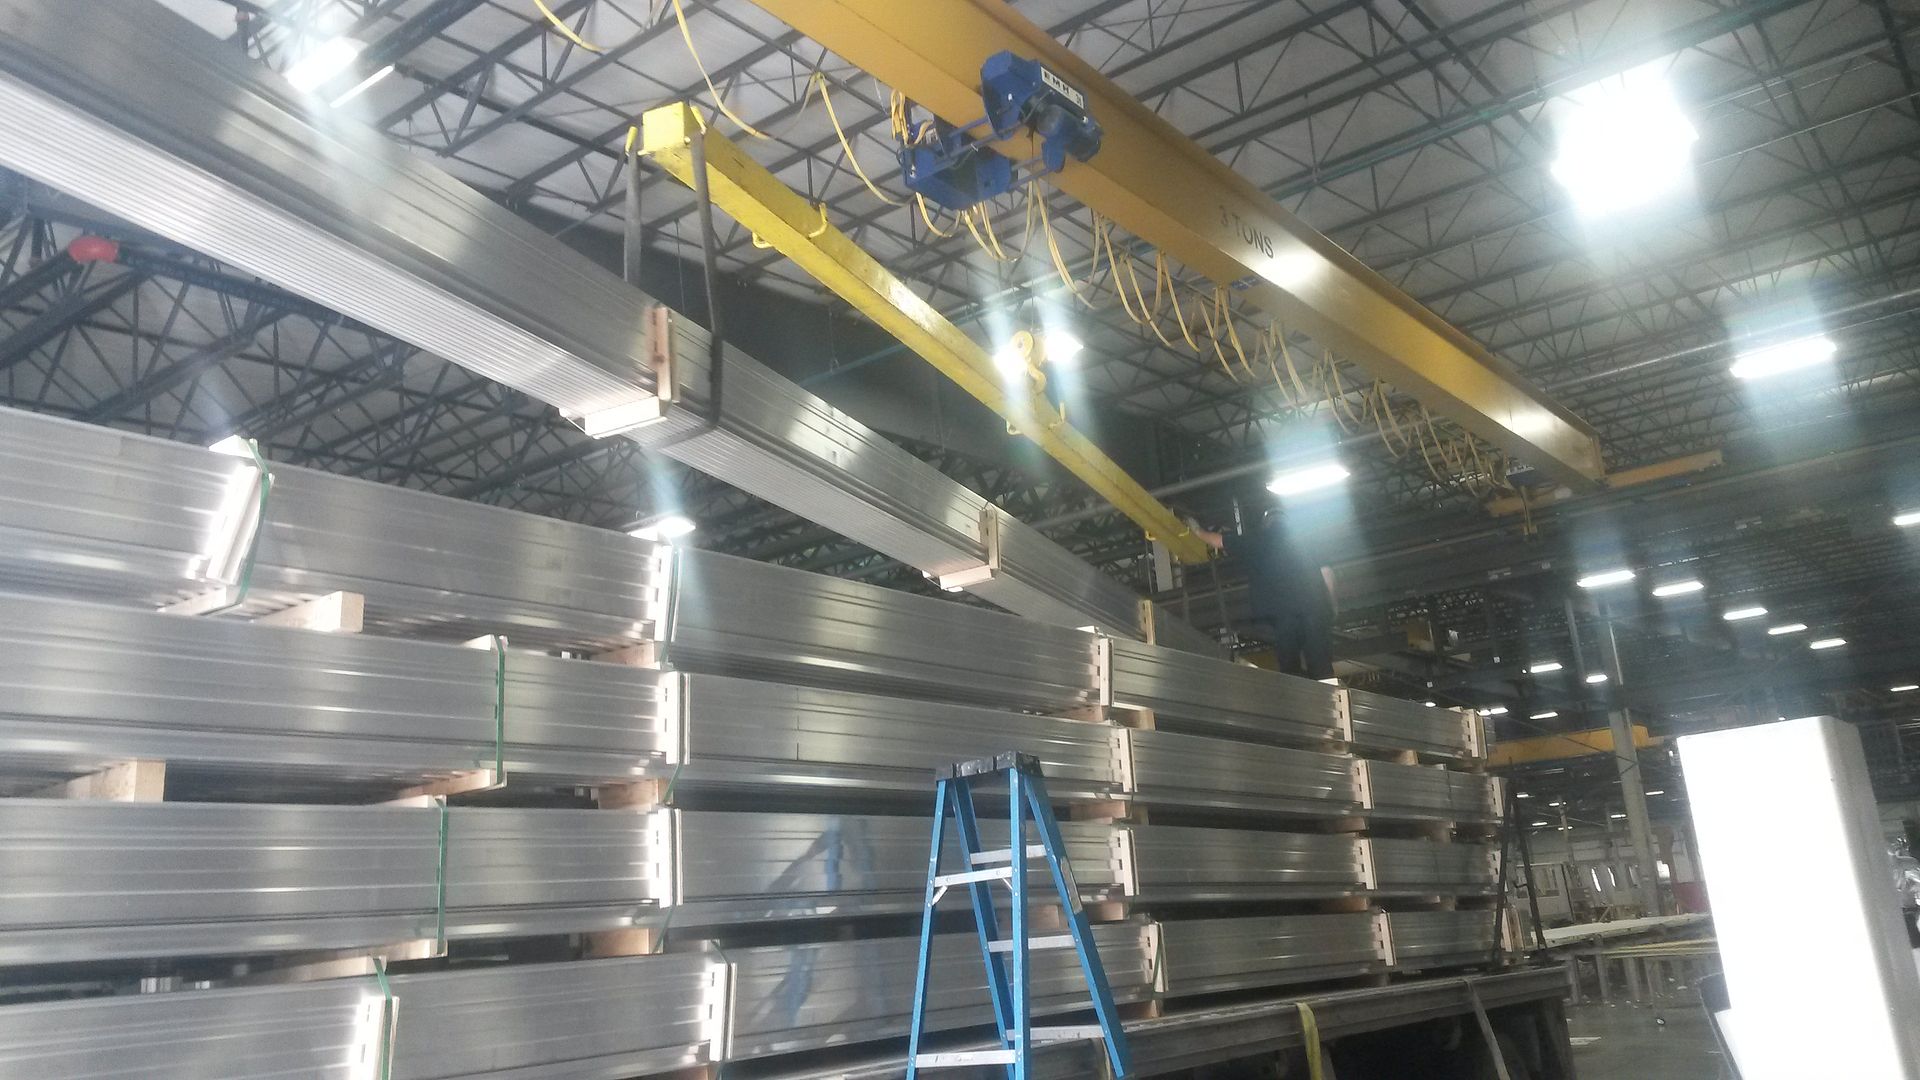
[{"x1": 0, "y1": 405, "x2": 1518, "y2": 1078}]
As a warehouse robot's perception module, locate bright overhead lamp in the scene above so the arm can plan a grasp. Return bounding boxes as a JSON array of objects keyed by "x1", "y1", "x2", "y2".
[
  {"x1": 992, "y1": 341, "x2": 1028, "y2": 377},
  {"x1": 1550, "y1": 68, "x2": 1698, "y2": 217},
  {"x1": 1895, "y1": 509, "x2": 1920, "y2": 528},
  {"x1": 284, "y1": 36, "x2": 366, "y2": 94},
  {"x1": 1808, "y1": 637, "x2": 1846, "y2": 650},
  {"x1": 1892, "y1": 685, "x2": 1919, "y2": 694},
  {"x1": 1729, "y1": 334, "x2": 1837, "y2": 380},
  {"x1": 1530, "y1": 710, "x2": 1560, "y2": 720},
  {"x1": 1585, "y1": 672, "x2": 1610, "y2": 684},
  {"x1": 1516, "y1": 791, "x2": 1533, "y2": 799},
  {"x1": 1527, "y1": 661, "x2": 1564, "y2": 675},
  {"x1": 1577, "y1": 568, "x2": 1636, "y2": 589},
  {"x1": 1483, "y1": 705, "x2": 1509, "y2": 716},
  {"x1": 1651, "y1": 579, "x2": 1703, "y2": 597},
  {"x1": 329, "y1": 63, "x2": 396, "y2": 107},
  {"x1": 628, "y1": 513, "x2": 697, "y2": 543},
  {"x1": 1645, "y1": 789, "x2": 1666, "y2": 796},
  {"x1": 1722, "y1": 605, "x2": 1767, "y2": 621},
  {"x1": 1766, "y1": 623, "x2": 1807, "y2": 636},
  {"x1": 207, "y1": 433, "x2": 252, "y2": 458},
  {"x1": 1045, "y1": 331, "x2": 1083, "y2": 365},
  {"x1": 1422, "y1": 701, "x2": 1436, "y2": 708},
  {"x1": 1266, "y1": 461, "x2": 1350, "y2": 497},
  {"x1": 1609, "y1": 812, "x2": 1627, "y2": 820},
  {"x1": 1531, "y1": 821, "x2": 1553, "y2": 828}
]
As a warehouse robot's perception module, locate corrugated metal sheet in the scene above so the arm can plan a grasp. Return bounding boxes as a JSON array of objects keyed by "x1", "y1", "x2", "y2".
[
  {"x1": 1127, "y1": 729, "x2": 1362, "y2": 816},
  {"x1": 1158, "y1": 914, "x2": 1386, "y2": 995},
  {"x1": 1129, "y1": 826, "x2": 1364, "y2": 901},
  {"x1": 1347, "y1": 689, "x2": 1479, "y2": 761},
  {"x1": 1368, "y1": 839, "x2": 1500, "y2": 896},
  {"x1": 1108, "y1": 638, "x2": 1343, "y2": 746},
  {"x1": 1363, "y1": 760, "x2": 1503, "y2": 823},
  {"x1": 1387, "y1": 910, "x2": 1501, "y2": 970}
]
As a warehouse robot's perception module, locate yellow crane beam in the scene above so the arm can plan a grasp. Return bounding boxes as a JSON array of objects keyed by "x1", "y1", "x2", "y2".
[
  {"x1": 640, "y1": 102, "x2": 1211, "y2": 563},
  {"x1": 1489, "y1": 724, "x2": 1657, "y2": 767},
  {"x1": 744, "y1": 0, "x2": 1607, "y2": 491}
]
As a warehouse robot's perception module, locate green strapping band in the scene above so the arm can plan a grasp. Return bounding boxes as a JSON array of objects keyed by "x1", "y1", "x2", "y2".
[
  {"x1": 371, "y1": 956, "x2": 397, "y2": 1080},
  {"x1": 207, "y1": 438, "x2": 274, "y2": 616},
  {"x1": 1296, "y1": 1000, "x2": 1323, "y2": 1080},
  {"x1": 433, "y1": 796, "x2": 449, "y2": 954}
]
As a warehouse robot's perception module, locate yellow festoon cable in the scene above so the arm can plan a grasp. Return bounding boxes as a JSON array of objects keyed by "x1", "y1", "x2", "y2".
[
  {"x1": 533, "y1": 0, "x2": 602, "y2": 52},
  {"x1": 810, "y1": 73, "x2": 901, "y2": 206},
  {"x1": 668, "y1": 0, "x2": 770, "y2": 139}
]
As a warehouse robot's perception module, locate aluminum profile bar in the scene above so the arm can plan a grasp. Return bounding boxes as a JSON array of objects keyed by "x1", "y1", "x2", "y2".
[
  {"x1": 720, "y1": 925, "x2": 1153, "y2": 1061},
  {"x1": 1126, "y1": 826, "x2": 1364, "y2": 903},
  {"x1": 1125, "y1": 728, "x2": 1361, "y2": 818},
  {"x1": 1385, "y1": 911, "x2": 1503, "y2": 972},
  {"x1": 0, "y1": 4, "x2": 1205, "y2": 646},
  {"x1": 0, "y1": 407, "x2": 672, "y2": 650},
  {"x1": 1347, "y1": 690, "x2": 1482, "y2": 762},
  {"x1": 0, "y1": 954, "x2": 724, "y2": 1079},
  {"x1": 672, "y1": 811, "x2": 1120, "y2": 925},
  {"x1": 1368, "y1": 839, "x2": 1501, "y2": 897},
  {"x1": 668, "y1": 548, "x2": 1104, "y2": 710},
  {"x1": 747, "y1": 0, "x2": 1607, "y2": 489},
  {"x1": 1108, "y1": 638, "x2": 1344, "y2": 747},
  {"x1": 674, "y1": 672, "x2": 1121, "y2": 800},
  {"x1": 1157, "y1": 914, "x2": 1387, "y2": 996},
  {"x1": 0, "y1": 591, "x2": 677, "y2": 797},
  {"x1": 0, "y1": 801, "x2": 670, "y2": 965},
  {"x1": 1362, "y1": 760, "x2": 1503, "y2": 824}
]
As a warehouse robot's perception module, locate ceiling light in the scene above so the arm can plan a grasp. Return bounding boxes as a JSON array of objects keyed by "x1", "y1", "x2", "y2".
[
  {"x1": 992, "y1": 341, "x2": 1028, "y2": 376},
  {"x1": 1767, "y1": 623, "x2": 1807, "y2": 636},
  {"x1": 329, "y1": 63, "x2": 395, "y2": 107},
  {"x1": 1516, "y1": 792, "x2": 1533, "y2": 799},
  {"x1": 1645, "y1": 789, "x2": 1666, "y2": 796},
  {"x1": 1808, "y1": 637, "x2": 1845, "y2": 650},
  {"x1": 207, "y1": 434, "x2": 252, "y2": 458},
  {"x1": 1730, "y1": 334, "x2": 1838, "y2": 380},
  {"x1": 1266, "y1": 461, "x2": 1350, "y2": 497},
  {"x1": 1527, "y1": 661, "x2": 1564, "y2": 675},
  {"x1": 1722, "y1": 606, "x2": 1767, "y2": 621},
  {"x1": 1895, "y1": 510, "x2": 1920, "y2": 528},
  {"x1": 628, "y1": 513, "x2": 697, "y2": 543},
  {"x1": 1046, "y1": 331, "x2": 1083, "y2": 365},
  {"x1": 1423, "y1": 701, "x2": 1436, "y2": 707},
  {"x1": 1892, "y1": 685, "x2": 1919, "y2": 694},
  {"x1": 1651, "y1": 579, "x2": 1703, "y2": 597},
  {"x1": 1530, "y1": 710, "x2": 1560, "y2": 720},
  {"x1": 1483, "y1": 706, "x2": 1509, "y2": 716},
  {"x1": 284, "y1": 36, "x2": 366, "y2": 94},
  {"x1": 1610, "y1": 812, "x2": 1627, "y2": 820},
  {"x1": 1531, "y1": 821, "x2": 1552, "y2": 828},
  {"x1": 1577, "y1": 568, "x2": 1636, "y2": 589},
  {"x1": 1550, "y1": 68, "x2": 1698, "y2": 217},
  {"x1": 1585, "y1": 672, "x2": 1609, "y2": 684}
]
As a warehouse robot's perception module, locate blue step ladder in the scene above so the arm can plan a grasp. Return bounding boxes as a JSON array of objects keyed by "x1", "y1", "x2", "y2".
[{"x1": 906, "y1": 751, "x2": 1132, "y2": 1078}]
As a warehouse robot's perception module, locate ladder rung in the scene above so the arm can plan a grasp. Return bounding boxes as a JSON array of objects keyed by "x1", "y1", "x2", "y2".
[
  {"x1": 969, "y1": 844, "x2": 1047, "y2": 865},
  {"x1": 1009, "y1": 1025, "x2": 1109, "y2": 1044},
  {"x1": 915, "y1": 1050, "x2": 1017, "y2": 1067},
  {"x1": 931, "y1": 866, "x2": 1015, "y2": 887},
  {"x1": 987, "y1": 934, "x2": 1076, "y2": 953}
]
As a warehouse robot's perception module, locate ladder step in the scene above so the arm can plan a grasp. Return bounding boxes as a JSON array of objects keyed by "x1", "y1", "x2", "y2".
[
  {"x1": 1009, "y1": 1025, "x2": 1109, "y2": 1044},
  {"x1": 931, "y1": 866, "x2": 1015, "y2": 887},
  {"x1": 915, "y1": 1051, "x2": 1017, "y2": 1067},
  {"x1": 969, "y1": 844, "x2": 1047, "y2": 865},
  {"x1": 987, "y1": 934, "x2": 1076, "y2": 953}
]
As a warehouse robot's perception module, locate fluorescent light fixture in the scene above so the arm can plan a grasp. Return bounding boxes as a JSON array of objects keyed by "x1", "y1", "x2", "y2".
[
  {"x1": 1585, "y1": 672, "x2": 1610, "y2": 684},
  {"x1": 1809, "y1": 637, "x2": 1846, "y2": 650},
  {"x1": 1527, "y1": 661, "x2": 1564, "y2": 674},
  {"x1": 1531, "y1": 821, "x2": 1552, "y2": 828},
  {"x1": 207, "y1": 433, "x2": 252, "y2": 458},
  {"x1": 1266, "y1": 461, "x2": 1350, "y2": 497},
  {"x1": 1892, "y1": 685, "x2": 1919, "y2": 694},
  {"x1": 1530, "y1": 710, "x2": 1560, "y2": 720},
  {"x1": 1730, "y1": 334, "x2": 1838, "y2": 380},
  {"x1": 1423, "y1": 701, "x2": 1436, "y2": 708},
  {"x1": 1610, "y1": 812, "x2": 1627, "y2": 820},
  {"x1": 284, "y1": 36, "x2": 366, "y2": 94},
  {"x1": 1483, "y1": 705, "x2": 1509, "y2": 716},
  {"x1": 1645, "y1": 789, "x2": 1665, "y2": 796},
  {"x1": 1318, "y1": 677, "x2": 1341, "y2": 686},
  {"x1": 1767, "y1": 623, "x2": 1807, "y2": 636},
  {"x1": 330, "y1": 63, "x2": 395, "y2": 107},
  {"x1": 1577, "y1": 568, "x2": 1636, "y2": 589},
  {"x1": 628, "y1": 513, "x2": 696, "y2": 543},
  {"x1": 1046, "y1": 331, "x2": 1083, "y2": 365},
  {"x1": 1652, "y1": 579, "x2": 1704, "y2": 597},
  {"x1": 1516, "y1": 791, "x2": 1533, "y2": 798},
  {"x1": 1723, "y1": 605, "x2": 1767, "y2": 621},
  {"x1": 1550, "y1": 68, "x2": 1698, "y2": 217},
  {"x1": 1895, "y1": 509, "x2": 1920, "y2": 528}
]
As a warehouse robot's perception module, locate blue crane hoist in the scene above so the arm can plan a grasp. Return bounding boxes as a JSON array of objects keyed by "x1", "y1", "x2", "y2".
[{"x1": 898, "y1": 52, "x2": 1103, "y2": 212}]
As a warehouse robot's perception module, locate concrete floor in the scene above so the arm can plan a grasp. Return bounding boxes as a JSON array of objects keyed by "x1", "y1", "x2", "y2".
[{"x1": 1568, "y1": 1000, "x2": 1729, "y2": 1079}]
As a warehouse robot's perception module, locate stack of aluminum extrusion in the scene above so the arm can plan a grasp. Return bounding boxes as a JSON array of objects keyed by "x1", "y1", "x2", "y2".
[{"x1": 0, "y1": 405, "x2": 1507, "y2": 1079}]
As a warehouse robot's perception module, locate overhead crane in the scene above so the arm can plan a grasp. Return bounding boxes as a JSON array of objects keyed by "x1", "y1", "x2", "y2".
[{"x1": 745, "y1": 0, "x2": 1610, "y2": 492}]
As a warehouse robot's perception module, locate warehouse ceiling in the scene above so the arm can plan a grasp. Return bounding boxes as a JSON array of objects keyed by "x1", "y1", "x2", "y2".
[{"x1": 3, "y1": 0, "x2": 1919, "y2": 794}]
